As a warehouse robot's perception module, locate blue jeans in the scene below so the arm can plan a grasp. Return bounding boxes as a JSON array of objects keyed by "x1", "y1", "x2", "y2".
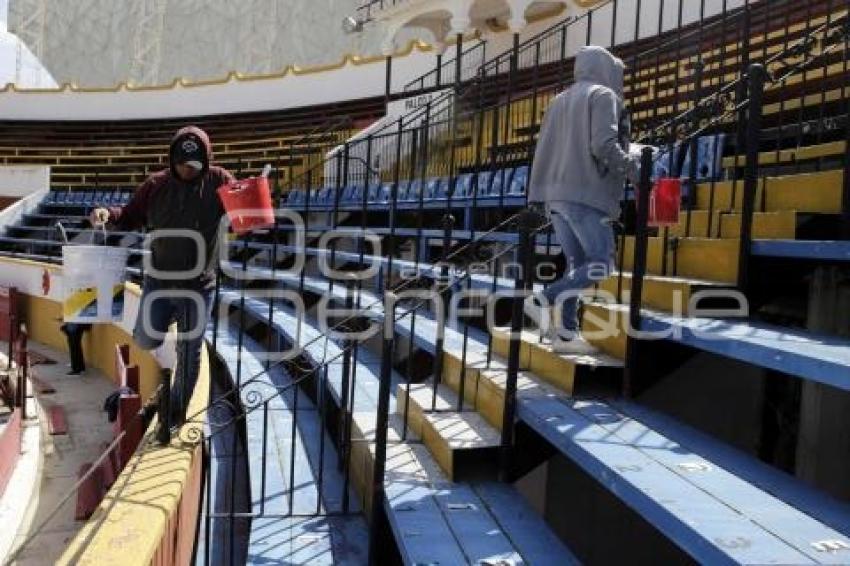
[
  {"x1": 542, "y1": 202, "x2": 615, "y2": 332},
  {"x1": 133, "y1": 278, "x2": 214, "y2": 425}
]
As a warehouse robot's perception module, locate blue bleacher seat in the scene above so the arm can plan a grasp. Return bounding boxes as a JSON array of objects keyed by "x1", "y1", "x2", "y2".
[
  {"x1": 475, "y1": 171, "x2": 493, "y2": 198},
  {"x1": 377, "y1": 183, "x2": 392, "y2": 203},
  {"x1": 309, "y1": 188, "x2": 323, "y2": 205},
  {"x1": 318, "y1": 187, "x2": 331, "y2": 205},
  {"x1": 347, "y1": 186, "x2": 364, "y2": 203},
  {"x1": 488, "y1": 168, "x2": 513, "y2": 198},
  {"x1": 120, "y1": 191, "x2": 132, "y2": 205},
  {"x1": 92, "y1": 191, "x2": 105, "y2": 205},
  {"x1": 394, "y1": 181, "x2": 410, "y2": 202},
  {"x1": 453, "y1": 174, "x2": 474, "y2": 199},
  {"x1": 508, "y1": 166, "x2": 529, "y2": 195},
  {"x1": 367, "y1": 184, "x2": 381, "y2": 203},
  {"x1": 406, "y1": 180, "x2": 422, "y2": 202},
  {"x1": 55, "y1": 192, "x2": 69, "y2": 204},
  {"x1": 425, "y1": 178, "x2": 447, "y2": 200}
]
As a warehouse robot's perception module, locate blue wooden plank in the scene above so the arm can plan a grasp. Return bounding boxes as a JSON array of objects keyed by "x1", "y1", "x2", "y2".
[
  {"x1": 573, "y1": 401, "x2": 850, "y2": 564},
  {"x1": 432, "y1": 484, "x2": 522, "y2": 564},
  {"x1": 474, "y1": 481, "x2": 581, "y2": 566},
  {"x1": 611, "y1": 400, "x2": 850, "y2": 537},
  {"x1": 752, "y1": 239, "x2": 850, "y2": 261},
  {"x1": 518, "y1": 396, "x2": 816, "y2": 565},
  {"x1": 641, "y1": 313, "x2": 850, "y2": 390},
  {"x1": 384, "y1": 482, "x2": 470, "y2": 566},
  {"x1": 247, "y1": 517, "x2": 334, "y2": 565}
]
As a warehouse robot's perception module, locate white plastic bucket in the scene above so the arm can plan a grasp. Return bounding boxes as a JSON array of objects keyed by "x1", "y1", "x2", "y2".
[{"x1": 62, "y1": 245, "x2": 130, "y2": 323}]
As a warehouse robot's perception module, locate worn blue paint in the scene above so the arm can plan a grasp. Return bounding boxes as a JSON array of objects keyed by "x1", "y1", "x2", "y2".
[
  {"x1": 571, "y1": 401, "x2": 850, "y2": 564},
  {"x1": 225, "y1": 290, "x2": 580, "y2": 565},
  {"x1": 611, "y1": 400, "x2": 850, "y2": 537},
  {"x1": 473, "y1": 481, "x2": 581, "y2": 566},
  {"x1": 212, "y1": 326, "x2": 368, "y2": 563},
  {"x1": 519, "y1": 396, "x2": 819, "y2": 565},
  {"x1": 752, "y1": 240, "x2": 850, "y2": 261},
  {"x1": 640, "y1": 313, "x2": 850, "y2": 390}
]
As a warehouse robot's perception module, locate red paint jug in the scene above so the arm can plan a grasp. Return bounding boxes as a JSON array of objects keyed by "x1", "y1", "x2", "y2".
[
  {"x1": 648, "y1": 178, "x2": 681, "y2": 227},
  {"x1": 217, "y1": 175, "x2": 275, "y2": 235}
]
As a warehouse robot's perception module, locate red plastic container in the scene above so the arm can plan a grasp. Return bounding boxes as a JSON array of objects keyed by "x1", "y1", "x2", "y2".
[
  {"x1": 647, "y1": 178, "x2": 681, "y2": 227},
  {"x1": 217, "y1": 176, "x2": 275, "y2": 235}
]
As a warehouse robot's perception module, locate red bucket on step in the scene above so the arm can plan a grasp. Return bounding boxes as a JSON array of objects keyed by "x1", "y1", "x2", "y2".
[
  {"x1": 217, "y1": 176, "x2": 275, "y2": 235},
  {"x1": 648, "y1": 178, "x2": 681, "y2": 227}
]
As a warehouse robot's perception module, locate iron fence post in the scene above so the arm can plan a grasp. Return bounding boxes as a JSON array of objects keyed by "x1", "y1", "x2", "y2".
[
  {"x1": 499, "y1": 209, "x2": 533, "y2": 482},
  {"x1": 623, "y1": 148, "x2": 655, "y2": 398},
  {"x1": 367, "y1": 292, "x2": 396, "y2": 565},
  {"x1": 431, "y1": 213, "x2": 454, "y2": 411},
  {"x1": 737, "y1": 64, "x2": 766, "y2": 291},
  {"x1": 156, "y1": 368, "x2": 172, "y2": 445}
]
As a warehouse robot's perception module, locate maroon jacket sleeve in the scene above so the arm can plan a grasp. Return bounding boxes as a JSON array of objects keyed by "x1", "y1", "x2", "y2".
[{"x1": 108, "y1": 176, "x2": 157, "y2": 231}]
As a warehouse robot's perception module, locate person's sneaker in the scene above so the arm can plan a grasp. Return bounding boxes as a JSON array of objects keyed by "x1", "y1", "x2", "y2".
[{"x1": 550, "y1": 330, "x2": 596, "y2": 354}]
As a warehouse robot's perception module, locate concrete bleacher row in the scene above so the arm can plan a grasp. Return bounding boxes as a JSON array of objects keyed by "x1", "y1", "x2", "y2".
[
  {"x1": 4, "y1": 1, "x2": 850, "y2": 563},
  {"x1": 210, "y1": 235, "x2": 850, "y2": 563},
  {"x1": 213, "y1": 289, "x2": 580, "y2": 564}
]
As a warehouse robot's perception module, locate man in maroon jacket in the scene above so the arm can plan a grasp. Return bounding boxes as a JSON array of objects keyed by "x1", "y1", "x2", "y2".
[{"x1": 90, "y1": 126, "x2": 235, "y2": 429}]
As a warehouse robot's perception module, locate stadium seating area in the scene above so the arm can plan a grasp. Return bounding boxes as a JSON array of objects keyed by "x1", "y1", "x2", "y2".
[{"x1": 4, "y1": 0, "x2": 850, "y2": 563}]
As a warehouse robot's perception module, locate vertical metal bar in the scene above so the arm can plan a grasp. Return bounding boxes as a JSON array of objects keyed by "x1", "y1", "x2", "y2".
[
  {"x1": 288, "y1": 383, "x2": 299, "y2": 516},
  {"x1": 431, "y1": 213, "x2": 454, "y2": 412},
  {"x1": 340, "y1": 278, "x2": 355, "y2": 512},
  {"x1": 737, "y1": 64, "x2": 766, "y2": 291},
  {"x1": 386, "y1": 121, "x2": 403, "y2": 293},
  {"x1": 730, "y1": 1, "x2": 752, "y2": 211},
  {"x1": 260, "y1": 401, "x2": 269, "y2": 515},
  {"x1": 843, "y1": 8, "x2": 850, "y2": 240},
  {"x1": 316, "y1": 364, "x2": 327, "y2": 515},
  {"x1": 499, "y1": 210, "x2": 533, "y2": 482},
  {"x1": 610, "y1": 0, "x2": 618, "y2": 48},
  {"x1": 204, "y1": 443, "x2": 212, "y2": 566},
  {"x1": 685, "y1": 59, "x2": 704, "y2": 238},
  {"x1": 384, "y1": 55, "x2": 393, "y2": 109},
  {"x1": 623, "y1": 148, "x2": 655, "y2": 398},
  {"x1": 367, "y1": 294, "x2": 396, "y2": 565},
  {"x1": 706, "y1": 0, "x2": 729, "y2": 238},
  {"x1": 156, "y1": 369, "x2": 171, "y2": 444},
  {"x1": 266, "y1": 156, "x2": 281, "y2": 370}
]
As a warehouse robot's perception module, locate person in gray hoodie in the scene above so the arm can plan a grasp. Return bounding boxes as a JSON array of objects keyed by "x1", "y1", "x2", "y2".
[{"x1": 528, "y1": 45, "x2": 641, "y2": 352}]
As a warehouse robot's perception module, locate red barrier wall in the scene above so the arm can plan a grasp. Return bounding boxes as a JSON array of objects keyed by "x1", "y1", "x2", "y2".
[{"x1": 0, "y1": 409, "x2": 22, "y2": 496}]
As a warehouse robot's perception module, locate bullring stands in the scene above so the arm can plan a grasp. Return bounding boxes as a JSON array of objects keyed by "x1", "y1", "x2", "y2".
[{"x1": 3, "y1": 0, "x2": 850, "y2": 563}]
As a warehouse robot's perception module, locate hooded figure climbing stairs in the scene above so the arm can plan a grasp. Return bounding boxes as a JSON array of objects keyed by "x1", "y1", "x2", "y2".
[
  {"x1": 529, "y1": 45, "x2": 644, "y2": 353},
  {"x1": 89, "y1": 126, "x2": 235, "y2": 432}
]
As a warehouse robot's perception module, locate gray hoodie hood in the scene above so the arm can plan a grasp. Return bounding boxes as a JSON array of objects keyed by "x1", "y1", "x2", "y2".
[
  {"x1": 528, "y1": 45, "x2": 637, "y2": 217},
  {"x1": 574, "y1": 46, "x2": 625, "y2": 97}
]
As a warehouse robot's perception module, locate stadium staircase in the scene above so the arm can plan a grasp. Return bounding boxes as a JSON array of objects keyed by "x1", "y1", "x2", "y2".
[{"x1": 3, "y1": 0, "x2": 850, "y2": 563}]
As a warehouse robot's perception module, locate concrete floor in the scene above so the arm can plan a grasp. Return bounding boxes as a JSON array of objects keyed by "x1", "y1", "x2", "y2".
[{"x1": 2, "y1": 341, "x2": 116, "y2": 565}]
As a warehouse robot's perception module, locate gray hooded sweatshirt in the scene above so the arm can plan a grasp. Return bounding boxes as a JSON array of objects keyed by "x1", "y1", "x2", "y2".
[{"x1": 528, "y1": 46, "x2": 638, "y2": 218}]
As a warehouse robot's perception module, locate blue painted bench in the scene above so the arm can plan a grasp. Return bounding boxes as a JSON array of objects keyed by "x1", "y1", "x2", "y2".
[{"x1": 519, "y1": 395, "x2": 850, "y2": 564}]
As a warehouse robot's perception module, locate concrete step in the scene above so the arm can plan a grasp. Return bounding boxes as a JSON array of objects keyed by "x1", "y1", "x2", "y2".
[{"x1": 395, "y1": 383, "x2": 501, "y2": 481}]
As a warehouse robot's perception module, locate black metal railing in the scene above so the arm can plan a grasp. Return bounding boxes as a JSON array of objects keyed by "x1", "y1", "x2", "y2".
[{"x1": 11, "y1": 2, "x2": 845, "y2": 564}]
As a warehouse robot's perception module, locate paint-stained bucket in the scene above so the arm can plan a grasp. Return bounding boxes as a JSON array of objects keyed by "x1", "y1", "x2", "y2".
[
  {"x1": 217, "y1": 176, "x2": 275, "y2": 235},
  {"x1": 62, "y1": 245, "x2": 130, "y2": 323}
]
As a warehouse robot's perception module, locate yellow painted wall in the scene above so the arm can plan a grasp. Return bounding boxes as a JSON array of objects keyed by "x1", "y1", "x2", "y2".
[{"x1": 18, "y1": 286, "x2": 161, "y2": 401}]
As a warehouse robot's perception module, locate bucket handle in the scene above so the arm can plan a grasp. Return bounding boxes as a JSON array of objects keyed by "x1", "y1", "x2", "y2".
[
  {"x1": 55, "y1": 221, "x2": 69, "y2": 245},
  {"x1": 92, "y1": 222, "x2": 108, "y2": 246},
  {"x1": 225, "y1": 164, "x2": 272, "y2": 194}
]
